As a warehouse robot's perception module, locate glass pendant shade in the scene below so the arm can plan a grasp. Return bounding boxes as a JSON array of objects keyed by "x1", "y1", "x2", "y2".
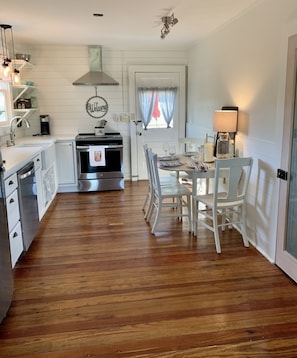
[
  {"x1": 12, "y1": 69, "x2": 21, "y2": 85},
  {"x1": 1, "y1": 62, "x2": 11, "y2": 80},
  {"x1": 1, "y1": 24, "x2": 20, "y2": 83}
]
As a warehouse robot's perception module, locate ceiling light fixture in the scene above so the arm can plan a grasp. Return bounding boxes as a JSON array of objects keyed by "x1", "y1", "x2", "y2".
[
  {"x1": 160, "y1": 13, "x2": 178, "y2": 40},
  {"x1": 0, "y1": 24, "x2": 21, "y2": 84}
]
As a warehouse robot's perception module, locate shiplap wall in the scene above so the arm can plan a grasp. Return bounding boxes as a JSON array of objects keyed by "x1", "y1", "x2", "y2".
[{"x1": 24, "y1": 45, "x2": 189, "y2": 178}]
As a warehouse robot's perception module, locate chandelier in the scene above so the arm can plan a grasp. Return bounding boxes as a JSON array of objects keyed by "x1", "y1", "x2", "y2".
[
  {"x1": 0, "y1": 24, "x2": 21, "y2": 85},
  {"x1": 160, "y1": 13, "x2": 179, "y2": 40}
]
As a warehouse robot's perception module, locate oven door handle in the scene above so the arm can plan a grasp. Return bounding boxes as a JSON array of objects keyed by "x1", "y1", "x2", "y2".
[
  {"x1": 106, "y1": 145, "x2": 123, "y2": 149},
  {"x1": 76, "y1": 145, "x2": 123, "y2": 150},
  {"x1": 76, "y1": 146, "x2": 90, "y2": 150}
]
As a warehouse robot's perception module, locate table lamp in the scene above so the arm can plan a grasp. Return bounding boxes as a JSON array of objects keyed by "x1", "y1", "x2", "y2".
[{"x1": 213, "y1": 110, "x2": 237, "y2": 158}]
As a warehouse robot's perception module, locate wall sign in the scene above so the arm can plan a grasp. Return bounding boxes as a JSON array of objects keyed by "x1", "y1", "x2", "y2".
[{"x1": 86, "y1": 89, "x2": 108, "y2": 119}]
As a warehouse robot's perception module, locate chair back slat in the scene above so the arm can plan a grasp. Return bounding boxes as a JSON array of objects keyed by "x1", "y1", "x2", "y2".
[
  {"x1": 214, "y1": 157, "x2": 253, "y2": 205},
  {"x1": 148, "y1": 150, "x2": 162, "y2": 196},
  {"x1": 143, "y1": 144, "x2": 152, "y2": 185}
]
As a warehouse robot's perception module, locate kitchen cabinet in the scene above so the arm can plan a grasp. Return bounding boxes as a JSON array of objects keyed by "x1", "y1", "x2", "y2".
[
  {"x1": 56, "y1": 140, "x2": 77, "y2": 192},
  {"x1": 33, "y1": 153, "x2": 43, "y2": 220},
  {"x1": 1, "y1": 140, "x2": 59, "y2": 264},
  {"x1": 4, "y1": 173, "x2": 23, "y2": 268},
  {"x1": 40, "y1": 144, "x2": 57, "y2": 218}
]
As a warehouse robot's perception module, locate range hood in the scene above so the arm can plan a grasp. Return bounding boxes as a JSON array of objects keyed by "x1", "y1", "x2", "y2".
[{"x1": 73, "y1": 45, "x2": 119, "y2": 86}]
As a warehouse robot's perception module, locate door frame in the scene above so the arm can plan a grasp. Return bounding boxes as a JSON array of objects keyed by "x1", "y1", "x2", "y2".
[
  {"x1": 276, "y1": 34, "x2": 297, "y2": 282},
  {"x1": 128, "y1": 65, "x2": 186, "y2": 181}
]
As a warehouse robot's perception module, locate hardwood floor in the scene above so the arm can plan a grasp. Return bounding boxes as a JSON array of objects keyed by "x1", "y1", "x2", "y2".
[{"x1": 0, "y1": 180, "x2": 297, "y2": 357}]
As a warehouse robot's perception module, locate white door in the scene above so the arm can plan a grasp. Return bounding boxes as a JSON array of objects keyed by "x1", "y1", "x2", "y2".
[
  {"x1": 276, "y1": 34, "x2": 297, "y2": 283},
  {"x1": 128, "y1": 65, "x2": 186, "y2": 180}
]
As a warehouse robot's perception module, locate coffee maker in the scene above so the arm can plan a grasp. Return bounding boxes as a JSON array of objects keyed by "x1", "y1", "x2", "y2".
[{"x1": 40, "y1": 115, "x2": 50, "y2": 135}]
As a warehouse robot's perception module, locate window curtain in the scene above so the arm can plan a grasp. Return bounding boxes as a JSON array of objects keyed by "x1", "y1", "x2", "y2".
[
  {"x1": 137, "y1": 86, "x2": 177, "y2": 129},
  {"x1": 158, "y1": 87, "x2": 177, "y2": 128},
  {"x1": 137, "y1": 88, "x2": 157, "y2": 129}
]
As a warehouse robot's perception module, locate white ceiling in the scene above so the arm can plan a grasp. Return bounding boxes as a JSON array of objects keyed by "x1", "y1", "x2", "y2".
[{"x1": 2, "y1": 0, "x2": 261, "y2": 50}]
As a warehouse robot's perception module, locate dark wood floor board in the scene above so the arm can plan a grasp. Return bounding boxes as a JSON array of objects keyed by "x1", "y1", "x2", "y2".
[{"x1": 0, "y1": 181, "x2": 296, "y2": 357}]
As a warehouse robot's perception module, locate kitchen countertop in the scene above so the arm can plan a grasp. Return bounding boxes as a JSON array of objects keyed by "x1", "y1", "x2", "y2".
[{"x1": 1, "y1": 134, "x2": 76, "y2": 178}]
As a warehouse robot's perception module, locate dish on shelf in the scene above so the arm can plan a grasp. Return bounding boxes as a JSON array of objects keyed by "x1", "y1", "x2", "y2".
[{"x1": 16, "y1": 53, "x2": 31, "y2": 62}]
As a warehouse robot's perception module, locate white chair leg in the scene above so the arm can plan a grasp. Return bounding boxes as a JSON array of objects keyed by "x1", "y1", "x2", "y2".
[
  {"x1": 187, "y1": 196, "x2": 192, "y2": 232},
  {"x1": 146, "y1": 196, "x2": 155, "y2": 222},
  {"x1": 213, "y1": 210, "x2": 221, "y2": 253},
  {"x1": 151, "y1": 199, "x2": 162, "y2": 234},
  {"x1": 221, "y1": 208, "x2": 226, "y2": 231},
  {"x1": 144, "y1": 191, "x2": 153, "y2": 221},
  {"x1": 193, "y1": 199, "x2": 198, "y2": 236},
  {"x1": 143, "y1": 192, "x2": 149, "y2": 212},
  {"x1": 240, "y1": 206, "x2": 249, "y2": 247}
]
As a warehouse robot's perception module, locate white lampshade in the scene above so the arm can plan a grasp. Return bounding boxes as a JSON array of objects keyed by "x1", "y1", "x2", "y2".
[{"x1": 213, "y1": 110, "x2": 237, "y2": 132}]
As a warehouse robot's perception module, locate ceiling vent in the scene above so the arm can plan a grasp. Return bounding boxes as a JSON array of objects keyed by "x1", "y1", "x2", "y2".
[{"x1": 73, "y1": 45, "x2": 119, "y2": 86}]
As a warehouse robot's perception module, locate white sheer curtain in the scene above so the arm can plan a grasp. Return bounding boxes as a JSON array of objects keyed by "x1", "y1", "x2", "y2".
[
  {"x1": 138, "y1": 87, "x2": 177, "y2": 129},
  {"x1": 158, "y1": 87, "x2": 177, "y2": 128},
  {"x1": 137, "y1": 88, "x2": 157, "y2": 129}
]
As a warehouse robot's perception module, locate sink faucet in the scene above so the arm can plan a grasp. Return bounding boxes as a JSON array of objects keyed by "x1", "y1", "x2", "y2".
[{"x1": 7, "y1": 116, "x2": 30, "y2": 147}]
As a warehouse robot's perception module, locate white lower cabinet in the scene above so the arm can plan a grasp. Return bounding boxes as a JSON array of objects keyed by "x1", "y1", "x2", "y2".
[
  {"x1": 38, "y1": 145, "x2": 58, "y2": 219},
  {"x1": 4, "y1": 173, "x2": 23, "y2": 268},
  {"x1": 9, "y1": 222, "x2": 23, "y2": 268},
  {"x1": 33, "y1": 153, "x2": 43, "y2": 220},
  {"x1": 4, "y1": 144, "x2": 59, "y2": 266},
  {"x1": 56, "y1": 140, "x2": 77, "y2": 192},
  {"x1": 42, "y1": 164, "x2": 57, "y2": 207}
]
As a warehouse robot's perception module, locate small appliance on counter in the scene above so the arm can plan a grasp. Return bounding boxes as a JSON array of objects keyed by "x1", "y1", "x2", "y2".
[
  {"x1": 40, "y1": 115, "x2": 50, "y2": 135},
  {"x1": 94, "y1": 119, "x2": 107, "y2": 136}
]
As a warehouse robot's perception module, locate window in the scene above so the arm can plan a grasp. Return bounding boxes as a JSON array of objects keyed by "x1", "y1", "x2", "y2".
[
  {"x1": 0, "y1": 82, "x2": 11, "y2": 125},
  {"x1": 137, "y1": 87, "x2": 177, "y2": 129}
]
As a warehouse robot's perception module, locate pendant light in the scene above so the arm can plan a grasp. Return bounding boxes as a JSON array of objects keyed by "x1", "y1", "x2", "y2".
[{"x1": 0, "y1": 24, "x2": 21, "y2": 84}]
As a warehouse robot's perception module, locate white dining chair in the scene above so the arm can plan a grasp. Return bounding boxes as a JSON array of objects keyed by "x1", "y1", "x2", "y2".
[
  {"x1": 142, "y1": 144, "x2": 178, "y2": 220},
  {"x1": 192, "y1": 157, "x2": 253, "y2": 253},
  {"x1": 147, "y1": 149, "x2": 192, "y2": 234}
]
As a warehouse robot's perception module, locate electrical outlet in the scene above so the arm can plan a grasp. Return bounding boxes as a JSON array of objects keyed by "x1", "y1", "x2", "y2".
[{"x1": 121, "y1": 115, "x2": 130, "y2": 122}]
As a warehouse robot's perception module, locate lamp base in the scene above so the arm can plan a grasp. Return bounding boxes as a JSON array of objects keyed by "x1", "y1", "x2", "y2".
[{"x1": 216, "y1": 132, "x2": 230, "y2": 159}]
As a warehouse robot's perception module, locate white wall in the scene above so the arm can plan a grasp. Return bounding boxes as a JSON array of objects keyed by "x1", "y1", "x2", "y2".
[
  {"x1": 187, "y1": 0, "x2": 297, "y2": 261},
  {"x1": 24, "y1": 46, "x2": 188, "y2": 178}
]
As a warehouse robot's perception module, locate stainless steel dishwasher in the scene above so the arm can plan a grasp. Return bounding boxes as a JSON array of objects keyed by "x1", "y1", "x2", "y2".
[{"x1": 17, "y1": 161, "x2": 40, "y2": 251}]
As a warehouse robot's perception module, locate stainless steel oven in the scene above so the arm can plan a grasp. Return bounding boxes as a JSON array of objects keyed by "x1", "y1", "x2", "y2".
[{"x1": 76, "y1": 132, "x2": 124, "y2": 192}]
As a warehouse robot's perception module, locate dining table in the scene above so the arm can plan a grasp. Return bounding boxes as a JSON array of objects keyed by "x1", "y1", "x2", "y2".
[
  {"x1": 158, "y1": 153, "x2": 216, "y2": 196},
  {"x1": 158, "y1": 153, "x2": 217, "y2": 233}
]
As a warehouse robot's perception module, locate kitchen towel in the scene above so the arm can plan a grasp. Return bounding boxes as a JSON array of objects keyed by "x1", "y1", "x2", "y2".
[{"x1": 89, "y1": 146, "x2": 106, "y2": 167}]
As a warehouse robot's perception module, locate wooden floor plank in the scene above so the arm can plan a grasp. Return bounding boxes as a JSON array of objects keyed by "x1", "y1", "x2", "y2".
[{"x1": 0, "y1": 181, "x2": 296, "y2": 357}]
